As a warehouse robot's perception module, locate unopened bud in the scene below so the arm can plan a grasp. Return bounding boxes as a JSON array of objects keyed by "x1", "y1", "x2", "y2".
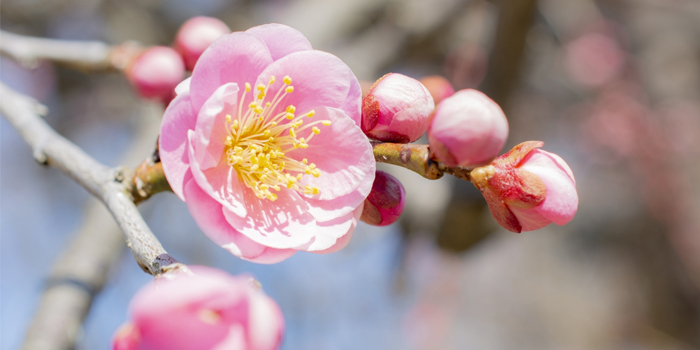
[
  {"x1": 472, "y1": 141, "x2": 578, "y2": 233},
  {"x1": 361, "y1": 171, "x2": 406, "y2": 226},
  {"x1": 362, "y1": 73, "x2": 435, "y2": 143},
  {"x1": 428, "y1": 89, "x2": 509, "y2": 167},
  {"x1": 419, "y1": 75, "x2": 455, "y2": 104},
  {"x1": 126, "y1": 46, "x2": 185, "y2": 103},
  {"x1": 174, "y1": 16, "x2": 231, "y2": 71},
  {"x1": 112, "y1": 323, "x2": 140, "y2": 350}
]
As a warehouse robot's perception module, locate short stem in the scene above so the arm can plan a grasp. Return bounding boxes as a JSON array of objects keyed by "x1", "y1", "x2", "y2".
[
  {"x1": 371, "y1": 141, "x2": 473, "y2": 182},
  {"x1": 125, "y1": 158, "x2": 172, "y2": 205}
]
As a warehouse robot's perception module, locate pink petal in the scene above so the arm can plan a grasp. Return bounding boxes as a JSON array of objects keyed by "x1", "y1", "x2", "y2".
[
  {"x1": 131, "y1": 276, "x2": 240, "y2": 350},
  {"x1": 238, "y1": 247, "x2": 297, "y2": 264},
  {"x1": 381, "y1": 95, "x2": 433, "y2": 142},
  {"x1": 175, "y1": 77, "x2": 191, "y2": 96},
  {"x1": 189, "y1": 32, "x2": 273, "y2": 112},
  {"x1": 222, "y1": 186, "x2": 317, "y2": 249},
  {"x1": 193, "y1": 83, "x2": 239, "y2": 170},
  {"x1": 508, "y1": 206, "x2": 553, "y2": 232},
  {"x1": 288, "y1": 107, "x2": 376, "y2": 200},
  {"x1": 297, "y1": 209, "x2": 355, "y2": 252},
  {"x1": 520, "y1": 150, "x2": 578, "y2": 226},
  {"x1": 308, "y1": 202, "x2": 363, "y2": 254},
  {"x1": 247, "y1": 294, "x2": 286, "y2": 350},
  {"x1": 211, "y1": 325, "x2": 246, "y2": 350},
  {"x1": 160, "y1": 92, "x2": 196, "y2": 200},
  {"x1": 304, "y1": 182, "x2": 370, "y2": 222},
  {"x1": 339, "y1": 76, "x2": 362, "y2": 126},
  {"x1": 183, "y1": 179, "x2": 267, "y2": 259},
  {"x1": 187, "y1": 130, "x2": 248, "y2": 218},
  {"x1": 252, "y1": 50, "x2": 353, "y2": 118},
  {"x1": 245, "y1": 23, "x2": 312, "y2": 61}
]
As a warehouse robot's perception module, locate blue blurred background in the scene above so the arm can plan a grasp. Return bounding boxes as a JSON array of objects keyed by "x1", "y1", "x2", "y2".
[{"x1": 3, "y1": 0, "x2": 700, "y2": 349}]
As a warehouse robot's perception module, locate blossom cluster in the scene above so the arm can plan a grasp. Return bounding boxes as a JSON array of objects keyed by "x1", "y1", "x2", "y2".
[{"x1": 114, "y1": 19, "x2": 579, "y2": 350}]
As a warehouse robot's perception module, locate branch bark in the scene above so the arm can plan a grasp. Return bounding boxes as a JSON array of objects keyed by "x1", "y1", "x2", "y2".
[
  {"x1": 0, "y1": 82, "x2": 183, "y2": 276},
  {"x1": 19, "y1": 101, "x2": 166, "y2": 350},
  {"x1": 371, "y1": 141, "x2": 474, "y2": 182},
  {"x1": 0, "y1": 30, "x2": 143, "y2": 72}
]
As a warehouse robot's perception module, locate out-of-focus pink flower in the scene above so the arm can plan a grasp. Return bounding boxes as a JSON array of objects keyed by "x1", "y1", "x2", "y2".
[
  {"x1": 159, "y1": 24, "x2": 375, "y2": 264},
  {"x1": 360, "y1": 171, "x2": 405, "y2": 226},
  {"x1": 175, "y1": 16, "x2": 231, "y2": 71},
  {"x1": 470, "y1": 141, "x2": 578, "y2": 233},
  {"x1": 419, "y1": 75, "x2": 454, "y2": 105},
  {"x1": 564, "y1": 32, "x2": 625, "y2": 88},
  {"x1": 428, "y1": 89, "x2": 508, "y2": 167},
  {"x1": 127, "y1": 46, "x2": 186, "y2": 103},
  {"x1": 112, "y1": 267, "x2": 284, "y2": 350},
  {"x1": 361, "y1": 73, "x2": 435, "y2": 143}
]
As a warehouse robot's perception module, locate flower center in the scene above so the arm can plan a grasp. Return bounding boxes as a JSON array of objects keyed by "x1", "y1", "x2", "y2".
[{"x1": 223, "y1": 75, "x2": 331, "y2": 201}]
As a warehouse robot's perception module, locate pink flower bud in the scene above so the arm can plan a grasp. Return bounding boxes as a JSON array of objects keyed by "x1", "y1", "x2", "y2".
[
  {"x1": 362, "y1": 73, "x2": 435, "y2": 143},
  {"x1": 174, "y1": 16, "x2": 231, "y2": 71},
  {"x1": 428, "y1": 89, "x2": 509, "y2": 167},
  {"x1": 419, "y1": 75, "x2": 455, "y2": 104},
  {"x1": 112, "y1": 267, "x2": 284, "y2": 350},
  {"x1": 360, "y1": 171, "x2": 406, "y2": 226},
  {"x1": 471, "y1": 141, "x2": 578, "y2": 233},
  {"x1": 126, "y1": 46, "x2": 185, "y2": 103}
]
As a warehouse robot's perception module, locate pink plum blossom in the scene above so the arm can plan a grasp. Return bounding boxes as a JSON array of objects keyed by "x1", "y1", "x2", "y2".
[
  {"x1": 361, "y1": 73, "x2": 435, "y2": 143},
  {"x1": 470, "y1": 141, "x2": 578, "y2": 233},
  {"x1": 419, "y1": 75, "x2": 455, "y2": 104},
  {"x1": 127, "y1": 46, "x2": 185, "y2": 103},
  {"x1": 428, "y1": 89, "x2": 508, "y2": 167},
  {"x1": 159, "y1": 23, "x2": 375, "y2": 263},
  {"x1": 112, "y1": 266, "x2": 284, "y2": 350},
  {"x1": 175, "y1": 17, "x2": 231, "y2": 71},
  {"x1": 360, "y1": 171, "x2": 406, "y2": 226}
]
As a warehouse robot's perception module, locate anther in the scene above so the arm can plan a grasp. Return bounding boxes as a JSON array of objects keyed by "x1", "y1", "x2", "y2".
[
  {"x1": 269, "y1": 76, "x2": 276, "y2": 85},
  {"x1": 283, "y1": 76, "x2": 292, "y2": 85},
  {"x1": 321, "y1": 120, "x2": 332, "y2": 126},
  {"x1": 285, "y1": 86, "x2": 294, "y2": 93}
]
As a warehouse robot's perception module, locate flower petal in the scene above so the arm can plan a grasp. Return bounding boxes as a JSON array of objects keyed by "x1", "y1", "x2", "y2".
[
  {"x1": 520, "y1": 150, "x2": 578, "y2": 226},
  {"x1": 187, "y1": 130, "x2": 247, "y2": 218},
  {"x1": 288, "y1": 107, "x2": 376, "y2": 200},
  {"x1": 183, "y1": 178, "x2": 266, "y2": 259},
  {"x1": 252, "y1": 50, "x2": 353, "y2": 117},
  {"x1": 307, "y1": 202, "x2": 363, "y2": 254},
  {"x1": 247, "y1": 294, "x2": 286, "y2": 350},
  {"x1": 160, "y1": 92, "x2": 196, "y2": 200},
  {"x1": 222, "y1": 187, "x2": 317, "y2": 249},
  {"x1": 190, "y1": 32, "x2": 273, "y2": 112},
  {"x1": 509, "y1": 206, "x2": 553, "y2": 232},
  {"x1": 339, "y1": 75, "x2": 362, "y2": 126},
  {"x1": 193, "y1": 83, "x2": 239, "y2": 170},
  {"x1": 237, "y1": 247, "x2": 296, "y2": 264},
  {"x1": 245, "y1": 23, "x2": 312, "y2": 61}
]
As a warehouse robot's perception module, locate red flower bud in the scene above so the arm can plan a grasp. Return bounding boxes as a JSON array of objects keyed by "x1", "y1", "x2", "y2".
[
  {"x1": 362, "y1": 73, "x2": 435, "y2": 143},
  {"x1": 126, "y1": 46, "x2": 185, "y2": 103},
  {"x1": 471, "y1": 141, "x2": 578, "y2": 233},
  {"x1": 174, "y1": 16, "x2": 231, "y2": 71},
  {"x1": 361, "y1": 171, "x2": 406, "y2": 226}
]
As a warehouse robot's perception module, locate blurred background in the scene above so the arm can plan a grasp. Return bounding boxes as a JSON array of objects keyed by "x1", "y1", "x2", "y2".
[{"x1": 3, "y1": 0, "x2": 700, "y2": 349}]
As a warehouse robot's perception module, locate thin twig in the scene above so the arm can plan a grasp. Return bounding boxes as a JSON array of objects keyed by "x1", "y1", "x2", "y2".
[
  {"x1": 20, "y1": 102, "x2": 165, "y2": 350},
  {"x1": 0, "y1": 30, "x2": 143, "y2": 72},
  {"x1": 371, "y1": 141, "x2": 473, "y2": 181},
  {"x1": 0, "y1": 82, "x2": 183, "y2": 276}
]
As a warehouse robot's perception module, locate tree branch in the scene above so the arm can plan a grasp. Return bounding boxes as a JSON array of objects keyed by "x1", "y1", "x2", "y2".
[
  {"x1": 371, "y1": 141, "x2": 473, "y2": 182},
  {"x1": 0, "y1": 30, "x2": 143, "y2": 72},
  {"x1": 0, "y1": 82, "x2": 183, "y2": 276}
]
